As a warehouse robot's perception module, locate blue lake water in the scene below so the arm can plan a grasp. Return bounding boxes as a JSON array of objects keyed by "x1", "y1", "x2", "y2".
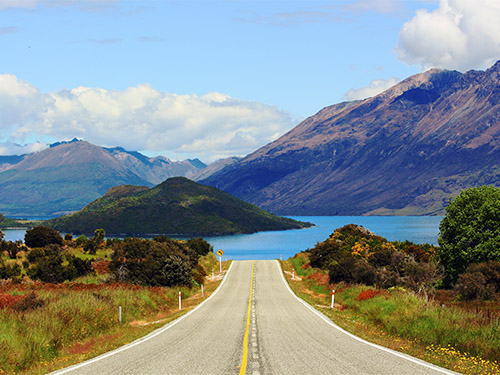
[{"x1": 2, "y1": 216, "x2": 443, "y2": 261}]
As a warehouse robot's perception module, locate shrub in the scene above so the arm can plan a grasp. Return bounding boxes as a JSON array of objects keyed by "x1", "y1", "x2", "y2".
[
  {"x1": 110, "y1": 238, "x2": 194, "y2": 287},
  {"x1": 187, "y1": 238, "x2": 213, "y2": 257},
  {"x1": 24, "y1": 226, "x2": 63, "y2": 248},
  {"x1": 455, "y1": 261, "x2": 500, "y2": 300},
  {"x1": 438, "y1": 186, "x2": 500, "y2": 286},
  {"x1": 75, "y1": 234, "x2": 88, "y2": 247},
  {"x1": 0, "y1": 261, "x2": 21, "y2": 280}
]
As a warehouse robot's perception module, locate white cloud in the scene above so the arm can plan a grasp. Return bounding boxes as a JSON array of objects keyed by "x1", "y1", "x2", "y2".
[
  {"x1": 343, "y1": 0, "x2": 403, "y2": 15},
  {"x1": 0, "y1": 0, "x2": 39, "y2": 10},
  {"x1": 396, "y1": 0, "x2": 500, "y2": 71},
  {"x1": 0, "y1": 75, "x2": 295, "y2": 162},
  {"x1": 343, "y1": 77, "x2": 400, "y2": 101},
  {"x1": 0, "y1": 141, "x2": 48, "y2": 155}
]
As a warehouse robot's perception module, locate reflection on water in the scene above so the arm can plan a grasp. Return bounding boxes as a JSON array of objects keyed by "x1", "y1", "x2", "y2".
[{"x1": 2, "y1": 216, "x2": 442, "y2": 261}]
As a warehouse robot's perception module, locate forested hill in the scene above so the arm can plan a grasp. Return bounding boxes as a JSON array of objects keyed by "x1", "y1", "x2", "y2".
[{"x1": 47, "y1": 177, "x2": 311, "y2": 236}]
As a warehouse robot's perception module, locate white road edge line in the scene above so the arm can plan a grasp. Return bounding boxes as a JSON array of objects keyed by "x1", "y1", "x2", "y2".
[
  {"x1": 275, "y1": 260, "x2": 460, "y2": 375},
  {"x1": 50, "y1": 261, "x2": 235, "y2": 374}
]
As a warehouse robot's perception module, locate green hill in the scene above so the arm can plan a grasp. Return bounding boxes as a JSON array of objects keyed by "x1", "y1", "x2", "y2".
[
  {"x1": 0, "y1": 213, "x2": 17, "y2": 228},
  {"x1": 47, "y1": 177, "x2": 312, "y2": 236}
]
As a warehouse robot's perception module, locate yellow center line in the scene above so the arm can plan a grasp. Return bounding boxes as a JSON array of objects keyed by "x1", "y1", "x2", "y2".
[{"x1": 239, "y1": 260, "x2": 254, "y2": 375}]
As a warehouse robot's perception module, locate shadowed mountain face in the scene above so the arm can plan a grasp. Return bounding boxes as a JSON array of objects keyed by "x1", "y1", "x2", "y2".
[
  {"x1": 47, "y1": 177, "x2": 311, "y2": 236},
  {"x1": 0, "y1": 140, "x2": 206, "y2": 217},
  {"x1": 201, "y1": 61, "x2": 500, "y2": 215}
]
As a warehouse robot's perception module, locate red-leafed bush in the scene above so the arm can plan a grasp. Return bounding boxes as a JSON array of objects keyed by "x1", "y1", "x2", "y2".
[
  {"x1": 92, "y1": 260, "x2": 111, "y2": 275},
  {"x1": 307, "y1": 272, "x2": 330, "y2": 286},
  {"x1": 356, "y1": 288, "x2": 384, "y2": 301},
  {"x1": 0, "y1": 293, "x2": 24, "y2": 308}
]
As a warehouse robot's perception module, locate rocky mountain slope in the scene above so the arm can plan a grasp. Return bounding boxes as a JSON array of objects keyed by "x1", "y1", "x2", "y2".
[
  {"x1": 201, "y1": 61, "x2": 500, "y2": 215},
  {"x1": 0, "y1": 139, "x2": 206, "y2": 217},
  {"x1": 48, "y1": 177, "x2": 311, "y2": 235}
]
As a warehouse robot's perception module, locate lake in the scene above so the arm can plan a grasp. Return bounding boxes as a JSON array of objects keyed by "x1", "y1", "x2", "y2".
[{"x1": 2, "y1": 216, "x2": 442, "y2": 261}]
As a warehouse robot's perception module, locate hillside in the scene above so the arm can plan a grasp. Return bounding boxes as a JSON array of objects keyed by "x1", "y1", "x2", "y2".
[
  {"x1": 0, "y1": 213, "x2": 17, "y2": 228},
  {"x1": 47, "y1": 177, "x2": 311, "y2": 235},
  {"x1": 0, "y1": 140, "x2": 207, "y2": 217},
  {"x1": 201, "y1": 61, "x2": 500, "y2": 215}
]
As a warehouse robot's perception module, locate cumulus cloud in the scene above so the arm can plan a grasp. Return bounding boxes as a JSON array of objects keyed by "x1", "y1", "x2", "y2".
[
  {"x1": 343, "y1": 77, "x2": 400, "y2": 101},
  {"x1": 396, "y1": 0, "x2": 500, "y2": 71},
  {"x1": 0, "y1": 75, "x2": 295, "y2": 162}
]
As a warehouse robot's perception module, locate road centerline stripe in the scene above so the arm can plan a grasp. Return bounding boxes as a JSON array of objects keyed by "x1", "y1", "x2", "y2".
[{"x1": 239, "y1": 260, "x2": 254, "y2": 375}]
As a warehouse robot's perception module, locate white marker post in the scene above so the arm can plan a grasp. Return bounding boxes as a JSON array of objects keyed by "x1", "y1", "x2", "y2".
[
  {"x1": 292, "y1": 271, "x2": 295, "y2": 280},
  {"x1": 331, "y1": 289, "x2": 335, "y2": 308},
  {"x1": 280, "y1": 254, "x2": 282, "y2": 261},
  {"x1": 119, "y1": 306, "x2": 122, "y2": 324},
  {"x1": 178, "y1": 291, "x2": 181, "y2": 310},
  {"x1": 201, "y1": 284, "x2": 204, "y2": 297}
]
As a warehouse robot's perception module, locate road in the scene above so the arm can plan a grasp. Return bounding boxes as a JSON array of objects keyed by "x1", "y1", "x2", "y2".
[{"x1": 52, "y1": 260, "x2": 459, "y2": 375}]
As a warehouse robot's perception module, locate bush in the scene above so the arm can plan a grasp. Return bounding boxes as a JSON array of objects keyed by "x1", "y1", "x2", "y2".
[
  {"x1": 455, "y1": 261, "x2": 500, "y2": 300},
  {"x1": 110, "y1": 238, "x2": 194, "y2": 287},
  {"x1": 0, "y1": 261, "x2": 21, "y2": 280},
  {"x1": 24, "y1": 226, "x2": 63, "y2": 248},
  {"x1": 187, "y1": 238, "x2": 213, "y2": 257},
  {"x1": 75, "y1": 234, "x2": 88, "y2": 247},
  {"x1": 438, "y1": 186, "x2": 500, "y2": 286}
]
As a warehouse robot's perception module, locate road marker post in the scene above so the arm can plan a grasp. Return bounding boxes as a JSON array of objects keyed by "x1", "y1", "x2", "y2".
[
  {"x1": 119, "y1": 306, "x2": 122, "y2": 324},
  {"x1": 201, "y1": 284, "x2": 204, "y2": 297},
  {"x1": 178, "y1": 291, "x2": 181, "y2": 310},
  {"x1": 292, "y1": 271, "x2": 295, "y2": 280},
  {"x1": 331, "y1": 289, "x2": 335, "y2": 308}
]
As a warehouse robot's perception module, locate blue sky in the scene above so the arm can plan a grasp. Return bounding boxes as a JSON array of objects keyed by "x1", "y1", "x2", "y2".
[{"x1": 0, "y1": 0, "x2": 499, "y2": 162}]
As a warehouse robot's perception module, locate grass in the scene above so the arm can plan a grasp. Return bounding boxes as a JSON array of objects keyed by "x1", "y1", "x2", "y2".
[
  {"x1": 0, "y1": 253, "x2": 231, "y2": 375},
  {"x1": 282, "y1": 257, "x2": 500, "y2": 375}
]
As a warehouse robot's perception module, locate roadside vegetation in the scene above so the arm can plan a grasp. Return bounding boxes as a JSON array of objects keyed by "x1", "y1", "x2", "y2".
[
  {"x1": 283, "y1": 186, "x2": 500, "y2": 375},
  {"x1": 0, "y1": 226, "x2": 229, "y2": 374}
]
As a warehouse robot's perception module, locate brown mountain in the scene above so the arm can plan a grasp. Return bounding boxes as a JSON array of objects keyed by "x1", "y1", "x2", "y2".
[{"x1": 201, "y1": 61, "x2": 500, "y2": 215}]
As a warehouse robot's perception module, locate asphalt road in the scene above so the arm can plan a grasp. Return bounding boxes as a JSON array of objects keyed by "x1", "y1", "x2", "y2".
[{"x1": 52, "y1": 260, "x2": 459, "y2": 375}]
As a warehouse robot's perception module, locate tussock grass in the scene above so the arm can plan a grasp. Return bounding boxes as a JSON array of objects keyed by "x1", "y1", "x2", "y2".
[
  {"x1": 0, "y1": 255, "x2": 231, "y2": 375},
  {"x1": 283, "y1": 259, "x2": 500, "y2": 375}
]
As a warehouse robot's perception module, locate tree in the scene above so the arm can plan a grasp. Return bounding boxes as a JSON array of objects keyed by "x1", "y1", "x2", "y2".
[
  {"x1": 24, "y1": 226, "x2": 63, "y2": 248},
  {"x1": 84, "y1": 228, "x2": 105, "y2": 254},
  {"x1": 438, "y1": 186, "x2": 500, "y2": 287}
]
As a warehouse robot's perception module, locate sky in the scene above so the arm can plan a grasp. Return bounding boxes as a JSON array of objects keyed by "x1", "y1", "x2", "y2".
[{"x1": 0, "y1": 0, "x2": 499, "y2": 162}]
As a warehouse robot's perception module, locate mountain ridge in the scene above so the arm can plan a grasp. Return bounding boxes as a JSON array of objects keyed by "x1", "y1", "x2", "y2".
[{"x1": 201, "y1": 61, "x2": 500, "y2": 215}]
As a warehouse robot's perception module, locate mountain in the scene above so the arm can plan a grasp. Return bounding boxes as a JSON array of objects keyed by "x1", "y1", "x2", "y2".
[
  {"x1": 0, "y1": 139, "x2": 207, "y2": 217},
  {"x1": 191, "y1": 156, "x2": 241, "y2": 181},
  {"x1": 201, "y1": 61, "x2": 500, "y2": 216},
  {"x1": 47, "y1": 177, "x2": 311, "y2": 236},
  {"x1": 104, "y1": 146, "x2": 206, "y2": 185}
]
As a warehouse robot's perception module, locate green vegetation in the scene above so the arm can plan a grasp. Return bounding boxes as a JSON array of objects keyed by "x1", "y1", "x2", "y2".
[
  {"x1": 0, "y1": 213, "x2": 18, "y2": 228},
  {"x1": 24, "y1": 226, "x2": 64, "y2": 248},
  {"x1": 0, "y1": 225, "x2": 227, "y2": 374},
  {"x1": 47, "y1": 177, "x2": 311, "y2": 236},
  {"x1": 438, "y1": 185, "x2": 500, "y2": 286},
  {"x1": 283, "y1": 258, "x2": 500, "y2": 375}
]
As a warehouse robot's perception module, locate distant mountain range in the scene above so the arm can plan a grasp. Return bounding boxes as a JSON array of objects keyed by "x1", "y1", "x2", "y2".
[
  {"x1": 201, "y1": 61, "x2": 500, "y2": 215},
  {"x1": 47, "y1": 177, "x2": 311, "y2": 236},
  {"x1": 0, "y1": 139, "x2": 233, "y2": 217}
]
